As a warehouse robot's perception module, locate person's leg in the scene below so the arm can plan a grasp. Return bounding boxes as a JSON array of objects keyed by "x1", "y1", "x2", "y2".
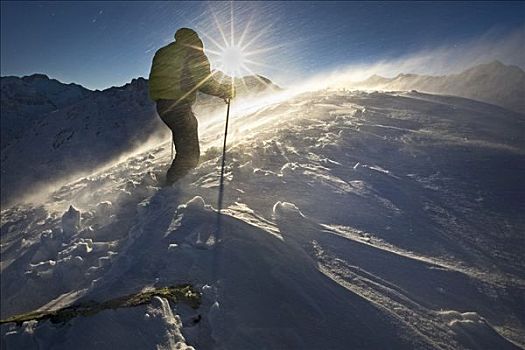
[
  {"x1": 156, "y1": 101, "x2": 200, "y2": 184},
  {"x1": 173, "y1": 109, "x2": 200, "y2": 168},
  {"x1": 166, "y1": 110, "x2": 199, "y2": 183}
]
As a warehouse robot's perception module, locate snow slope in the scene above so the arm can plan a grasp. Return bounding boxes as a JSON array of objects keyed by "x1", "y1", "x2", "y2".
[
  {"x1": 0, "y1": 73, "x2": 277, "y2": 207},
  {"x1": 1, "y1": 89, "x2": 524, "y2": 349},
  {"x1": 353, "y1": 61, "x2": 525, "y2": 113}
]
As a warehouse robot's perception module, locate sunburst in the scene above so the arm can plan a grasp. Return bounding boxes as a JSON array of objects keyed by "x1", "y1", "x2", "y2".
[
  {"x1": 168, "y1": 3, "x2": 279, "y2": 107},
  {"x1": 200, "y1": 3, "x2": 278, "y2": 90}
]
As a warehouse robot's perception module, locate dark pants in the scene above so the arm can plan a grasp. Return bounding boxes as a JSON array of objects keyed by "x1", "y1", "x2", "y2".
[{"x1": 156, "y1": 99, "x2": 200, "y2": 184}]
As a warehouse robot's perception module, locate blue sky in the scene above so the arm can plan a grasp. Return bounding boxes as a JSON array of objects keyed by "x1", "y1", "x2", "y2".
[{"x1": 1, "y1": 1, "x2": 524, "y2": 90}]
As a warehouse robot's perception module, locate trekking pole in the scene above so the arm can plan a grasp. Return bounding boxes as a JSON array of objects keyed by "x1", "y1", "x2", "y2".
[
  {"x1": 217, "y1": 98, "x2": 231, "y2": 215},
  {"x1": 213, "y1": 98, "x2": 230, "y2": 280}
]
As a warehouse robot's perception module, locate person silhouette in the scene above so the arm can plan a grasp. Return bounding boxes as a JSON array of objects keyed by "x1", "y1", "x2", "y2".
[{"x1": 149, "y1": 28, "x2": 233, "y2": 185}]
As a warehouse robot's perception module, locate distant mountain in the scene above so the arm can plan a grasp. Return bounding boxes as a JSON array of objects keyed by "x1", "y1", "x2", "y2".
[
  {"x1": 1, "y1": 74, "x2": 92, "y2": 150},
  {"x1": 194, "y1": 71, "x2": 281, "y2": 108},
  {"x1": 1, "y1": 77, "x2": 159, "y2": 206},
  {"x1": 353, "y1": 61, "x2": 525, "y2": 113},
  {"x1": 214, "y1": 71, "x2": 281, "y2": 95},
  {"x1": 0, "y1": 73, "x2": 280, "y2": 206}
]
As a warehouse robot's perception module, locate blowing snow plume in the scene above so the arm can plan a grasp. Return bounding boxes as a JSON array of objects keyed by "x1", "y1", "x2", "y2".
[
  {"x1": 0, "y1": 71, "x2": 281, "y2": 208},
  {"x1": 0, "y1": 77, "x2": 165, "y2": 207},
  {"x1": 294, "y1": 27, "x2": 525, "y2": 112}
]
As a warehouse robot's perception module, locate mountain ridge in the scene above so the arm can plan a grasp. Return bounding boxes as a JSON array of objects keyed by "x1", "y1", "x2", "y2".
[
  {"x1": 1, "y1": 71, "x2": 279, "y2": 93},
  {"x1": 353, "y1": 60, "x2": 525, "y2": 113},
  {"x1": 0, "y1": 72, "x2": 280, "y2": 206},
  {"x1": 2, "y1": 61, "x2": 522, "y2": 206}
]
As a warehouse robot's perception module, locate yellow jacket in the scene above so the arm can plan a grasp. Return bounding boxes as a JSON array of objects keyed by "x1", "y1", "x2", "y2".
[{"x1": 149, "y1": 39, "x2": 227, "y2": 104}]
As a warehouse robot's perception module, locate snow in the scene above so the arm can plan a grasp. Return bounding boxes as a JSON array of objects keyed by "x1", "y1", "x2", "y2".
[
  {"x1": 1, "y1": 88, "x2": 524, "y2": 349},
  {"x1": 0, "y1": 73, "x2": 278, "y2": 207},
  {"x1": 353, "y1": 61, "x2": 525, "y2": 114},
  {"x1": 0, "y1": 74, "x2": 91, "y2": 150},
  {"x1": 3, "y1": 296, "x2": 195, "y2": 350}
]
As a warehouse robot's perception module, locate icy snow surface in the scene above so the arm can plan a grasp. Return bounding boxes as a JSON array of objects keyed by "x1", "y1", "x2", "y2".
[{"x1": 1, "y1": 90, "x2": 524, "y2": 349}]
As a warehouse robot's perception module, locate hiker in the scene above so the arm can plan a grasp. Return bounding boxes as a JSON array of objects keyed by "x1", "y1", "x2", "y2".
[{"x1": 149, "y1": 28, "x2": 234, "y2": 185}]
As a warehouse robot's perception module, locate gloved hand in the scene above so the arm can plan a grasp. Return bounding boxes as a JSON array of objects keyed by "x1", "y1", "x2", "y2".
[{"x1": 221, "y1": 84, "x2": 235, "y2": 102}]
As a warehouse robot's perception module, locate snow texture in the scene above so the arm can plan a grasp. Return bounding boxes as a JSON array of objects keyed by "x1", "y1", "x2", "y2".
[{"x1": 1, "y1": 86, "x2": 524, "y2": 349}]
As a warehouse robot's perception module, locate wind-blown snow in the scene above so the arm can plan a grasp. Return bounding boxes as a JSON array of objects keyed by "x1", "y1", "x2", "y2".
[
  {"x1": 351, "y1": 61, "x2": 525, "y2": 114},
  {"x1": 1, "y1": 89, "x2": 524, "y2": 349},
  {"x1": 0, "y1": 73, "x2": 278, "y2": 207}
]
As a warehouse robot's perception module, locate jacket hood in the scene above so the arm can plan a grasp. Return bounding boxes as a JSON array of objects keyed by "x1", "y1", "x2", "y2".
[{"x1": 175, "y1": 28, "x2": 204, "y2": 50}]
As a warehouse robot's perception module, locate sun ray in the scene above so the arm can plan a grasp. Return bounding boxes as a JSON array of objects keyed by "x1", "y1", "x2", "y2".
[
  {"x1": 201, "y1": 47, "x2": 223, "y2": 56},
  {"x1": 184, "y1": 44, "x2": 224, "y2": 56},
  {"x1": 237, "y1": 14, "x2": 254, "y2": 48},
  {"x1": 169, "y1": 71, "x2": 219, "y2": 109},
  {"x1": 238, "y1": 75, "x2": 250, "y2": 93},
  {"x1": 243, "y1": 58, "x2": 286, "y2": 71},
  {"x1": 240, "y1": 64, "x2": 276, "y2": 90},
  {"x1": 240, "y1": 23, "x2": 274, "y2": 51},
  {"x1": 212, "y1": 11, "x2": 230, "y2": 47},
  {"x1": 193, "y1": 5, "x2": 281, "y2": 80},
  {"x1": 230, "y1": 2, "x2": 234, "y2": 47},
  {"x1": 198, "y1": 30, "x2": 226, "y2": 52},
  {"x1": 243, "y1": 44, "x2": 282, "y2": 57}
]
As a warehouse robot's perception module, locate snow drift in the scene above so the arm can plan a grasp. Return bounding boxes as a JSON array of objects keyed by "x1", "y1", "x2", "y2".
[{"x1": 1, "y1": 87, "x2": 524, "y2": 349}]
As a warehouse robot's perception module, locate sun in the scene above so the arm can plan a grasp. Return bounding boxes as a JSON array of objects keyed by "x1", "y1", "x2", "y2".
[
  {"x1": 165, "y1": 5, "x2": 282, "y2": 109},
  {"x1": 193, "y1": 3, "x2": 279, "y2": 88},
  {"x1": 218, "y1": 45, "x2": 246, "y2": 77}
]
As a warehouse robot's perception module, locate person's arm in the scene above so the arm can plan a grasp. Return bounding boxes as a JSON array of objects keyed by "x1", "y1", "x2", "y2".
[{"x1": 189, "y1": 51, "x2": 232, "y2": 99}]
